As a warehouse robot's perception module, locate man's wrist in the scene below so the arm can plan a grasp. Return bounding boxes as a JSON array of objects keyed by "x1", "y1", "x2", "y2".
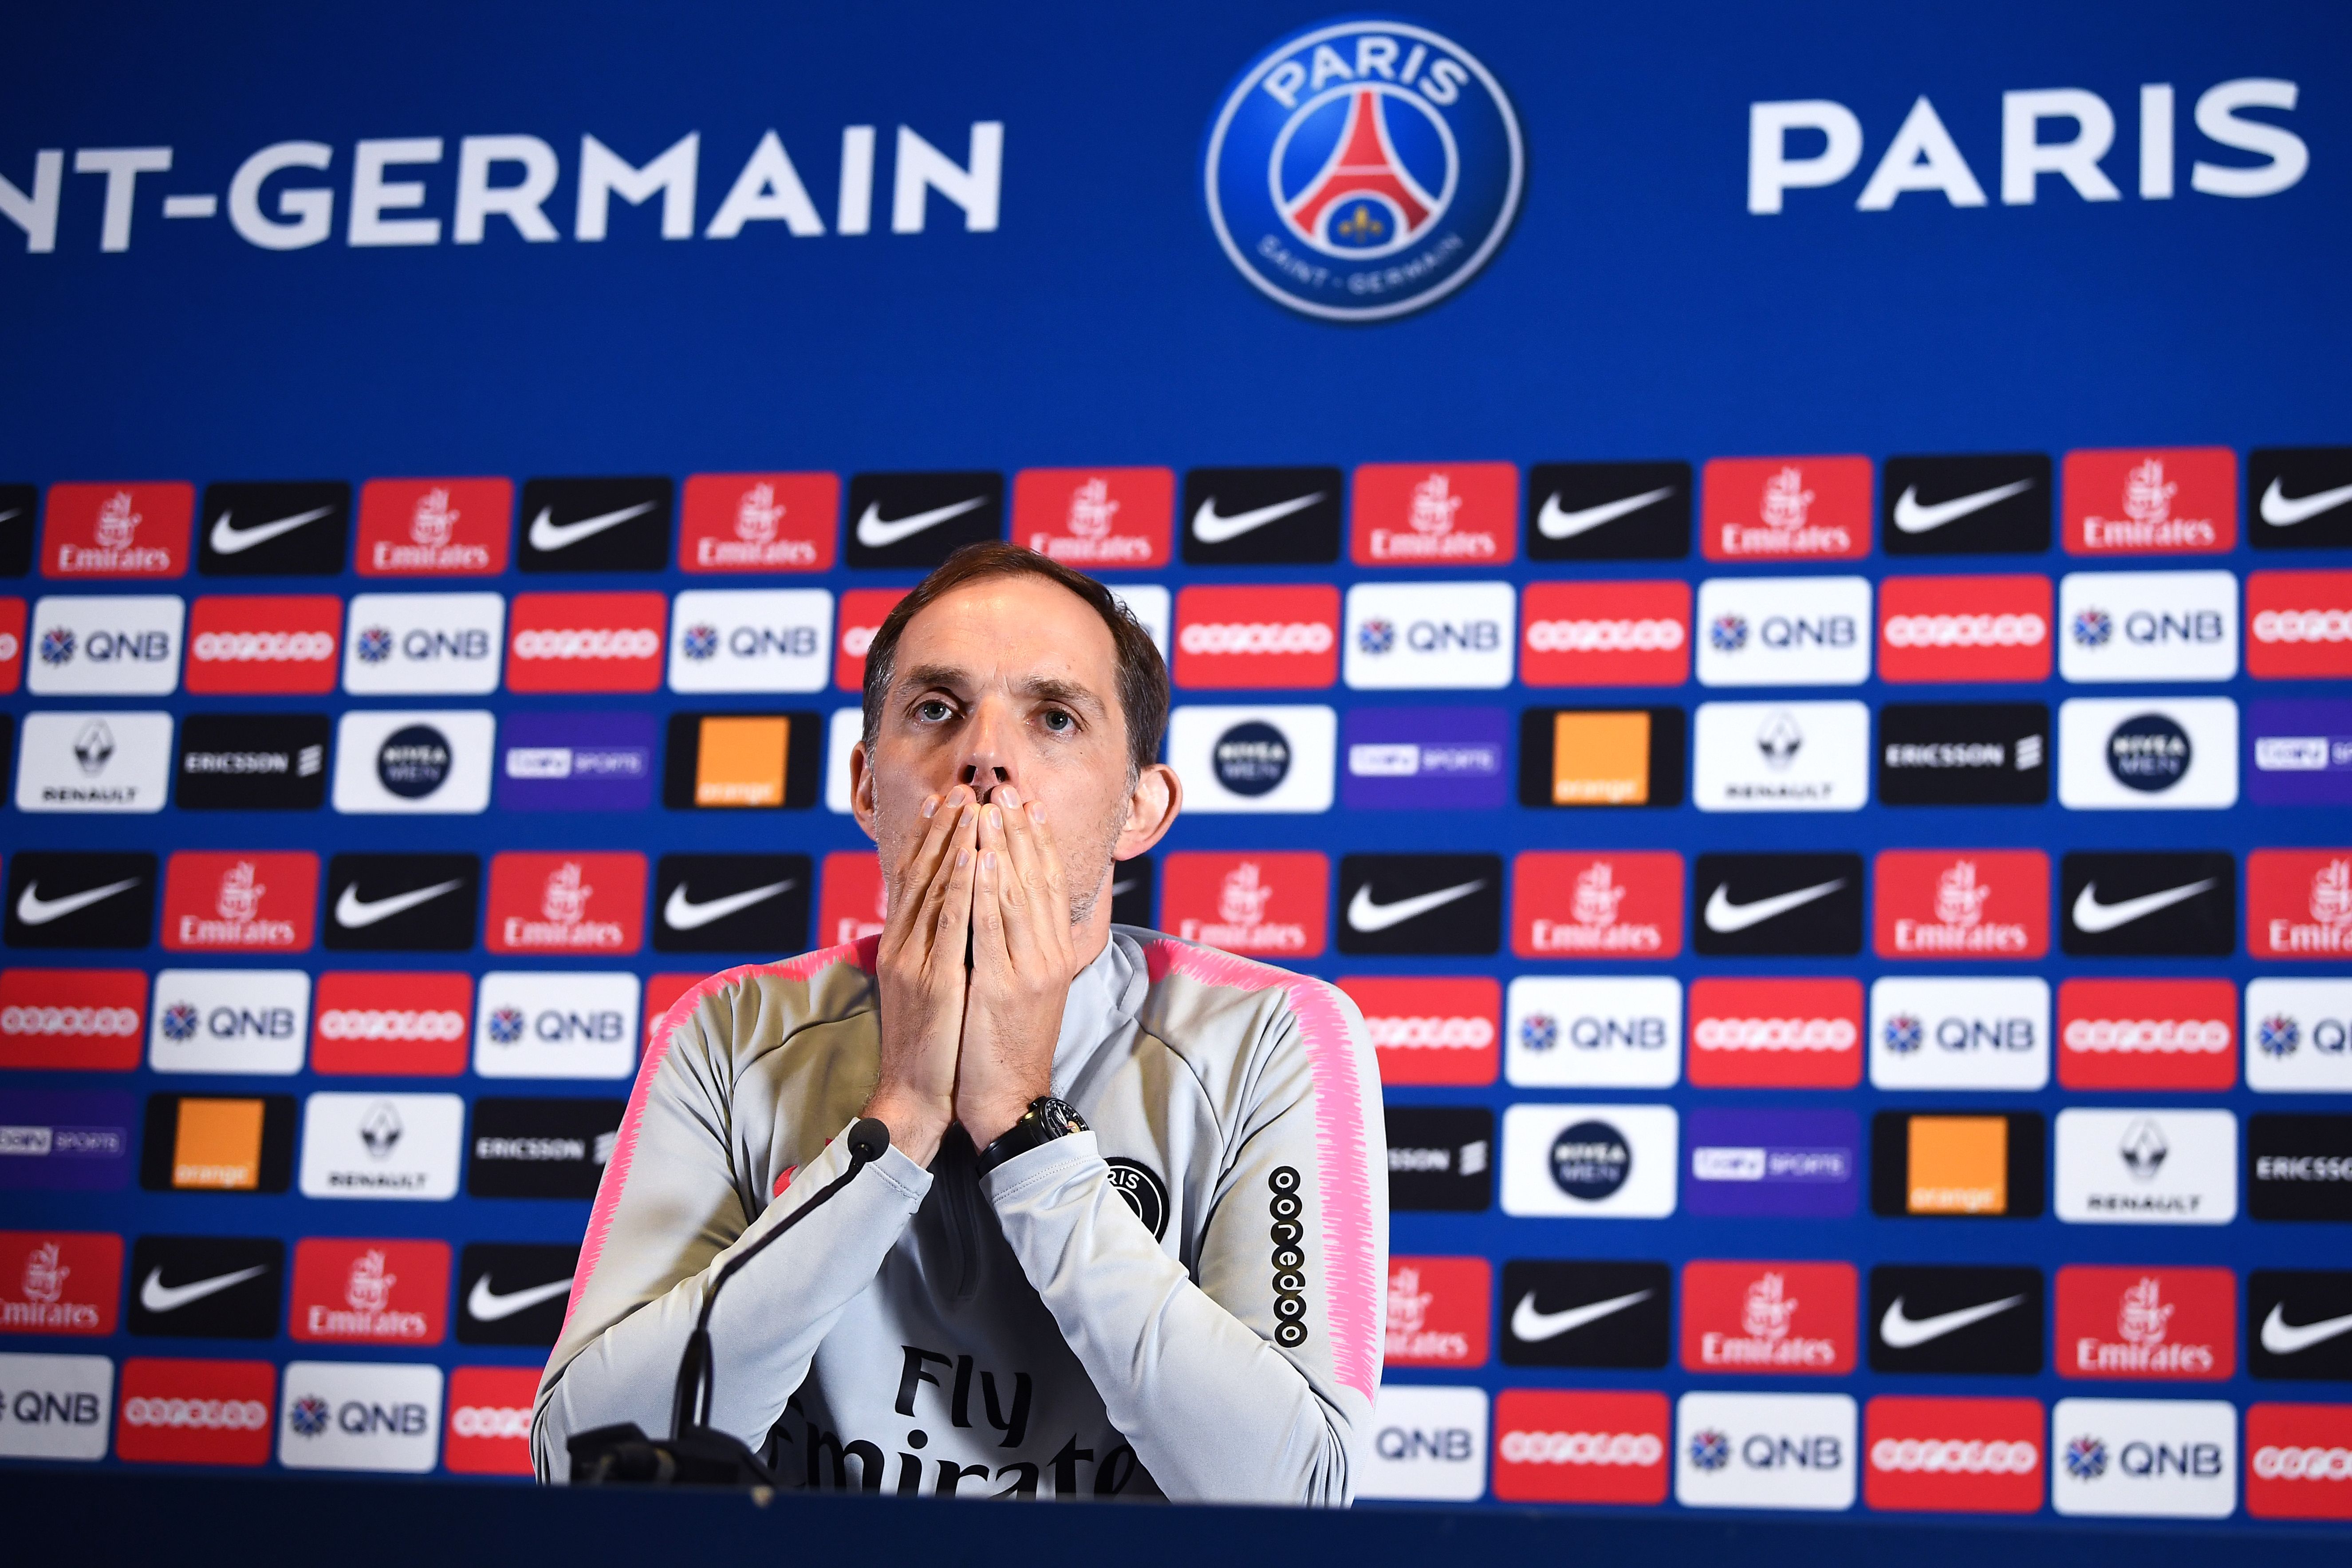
[
  {"x1": 861, "y1": 1088, "x2": 949, "y2": 1169},
  {"x1": 959, "y1": 1089, "x2": 1052, "y2": 1150}
]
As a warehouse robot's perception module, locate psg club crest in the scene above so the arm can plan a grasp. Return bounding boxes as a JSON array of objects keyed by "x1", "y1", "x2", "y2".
[{"x1": 1204, "y1": 19, "x2": 1524, "y2": 322}]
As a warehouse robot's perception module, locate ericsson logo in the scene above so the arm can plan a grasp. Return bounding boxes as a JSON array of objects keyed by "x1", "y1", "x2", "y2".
[{"x1": 1204, "y1": 20, "x2": 1524, "y2": 321}]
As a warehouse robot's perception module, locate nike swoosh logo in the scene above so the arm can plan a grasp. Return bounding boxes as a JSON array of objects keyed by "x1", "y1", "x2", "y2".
[
  {"x1": 1110, "y1": 879, "x2": 1139, "y2": 898},
  {"x1": 2261, "y1": 1302, "x2": 2352, "y2": 1356},
  {"x1": 663, "y1": 880, "x2": 792, "y2": 931},
  {"x1": 1510, "y1": 1288, "x2": 1654, "y2": 1343},
  {"x1": 1891, "y1": 479, "x2": 2035, "y2": 534},
  {"x1": 1190, "y1": 492, "x2": 1324, "y2": 545},
  {"x1": 0, "y1": 508, "x2": 24, "y2": 526},
  {"x1": 528, "y1": 500, "x2": 657, "y2": 553},
  {"x1": 2260, "y1": 477, "x2": 2352, "y2": 527},
  {"x1": 1536, "y1": 486, "x2": 1675, "y2": 540},
  {"x1": 2070, "y1": 879, "x2": 2218, "y2": 935},
  {"x1": 468, "y1": 1273, "x2": 574, "y2": 1321},
  {"x1": 855, "y1": 496, "x2": 986, "y2": 550},
  {"x1": 1702, "y1": 878, "x2": 1846, "y2": 934},
  {"x1": 208, "y1": 504, "x2": 333, "y2": 555},
  {"x1": 1879, "y1": 1294, "x2": 2025, "y2": 1349},
  {"x1": 140, "y1": 1265, "x2": 267, "y2": 1314},
  {"x1": 335, "y1": 879, "x2": 464, "y2": 929},
  {"x1": 1346, "y1": 879, "x2": 1486, "y2": 934},
  {"x1": 14, "y1": 879, "x2": 140, "y2": 927}
]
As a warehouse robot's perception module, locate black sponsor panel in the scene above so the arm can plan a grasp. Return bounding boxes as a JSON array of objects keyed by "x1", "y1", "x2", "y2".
[
  {"x1": 468, "y1": 1097, "x2": 626, "y2": 1199},
  {"x1": 457, "y1": 1241, "x2": 581, "y2": 1347},
  {"x1": 1524, "y1": 461, "x2": 1691, "y2": 561},
  {"x1": 197, "y1": 480, "x2": 351, "y2": 575},
  {"x1": 1867, "y1": 1264, "x2": 2044, "y2": 1373},
  {"x1": 661, "y1": 710, "x2": 823, "y2": 810},
  {"x1": 137, "y1": 1094, "x2": 297, "y2": 1194},
  {"x1": 1879, "y1": 454, "x2": 2052, "y2": 556},
  {"x1": 1877, "y1": 702, "x2": 2049, "y2": 806},
  {"x1": 2249, "y1": 1270, "x2": 2352, "y2": 1380},
  {"x1": 2250, "y1": 1115, "x2": 2352, "y2": 1222},
  {"x1": 5, "y1": 851, "x2": 157, "y2": 949},
  {"x1": 1181, "y1": 466, "x2": 1343, "y2": 565},
  {"x1": 516, "y1": 476, "x2": 674, "y2": 572},
  {"x1": 2060, "y1": 851, "x2": 2235, "y2": 957},
  {"x1": 1693, "y1": 851, "x2": 1863, "y2": 956},
  {"x1": 1108, "y1": 855, "x2": 1154, "y2": 930},
  {"x1": 1517, "y1": 706, "x2": 1685, "y2": 808},
  {"x1": 1385, "y1": 1106, "x2": 1492, "y2": 1213},
  {"x1": 323, "y1": 853, "x2": 480, "y2": 951},
  {"x1": 1499, "y1": 1259, "x2": 1672, "y2": 1368},
  {"x1": 1870, "y1": 1111, "x2": 2044, "y2": 1219},
  {"x1": 0, "y1": 483, "x2": 34, "y2": 576},
  {"x1": 126, "y1": 1235, "x2": 285, "y2": 1339},
  {"x1": 845, "y1": 471, "x2": 1004, "y2": 569},
  {"x1": 176, "y1": 712, "x2": 330, "y2": 810},
  {"x1": 653, "y1": 853, "x2": 811, "y2": 953},
  {"x1": 2251, "y1": 446, "x2": 2352, "y2": 551},
  {"x1": 1338, "y1": 853, "x2": 1503, "y2": 955}
]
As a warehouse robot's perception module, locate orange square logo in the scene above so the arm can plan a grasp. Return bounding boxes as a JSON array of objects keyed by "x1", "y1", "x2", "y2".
[
  {"x1": 1552, "y1": 711, "x2": 1651, "y2": 804},
  {"x1": 695, "y1": 716, "x2": 788, "y2": 806},
  {"x1": 173, "y1": 1098, "x2": 265, "y2": 1190},
  {"x1": 1908, "y1": 1115, "x2": 2007, "y2": 1215}
]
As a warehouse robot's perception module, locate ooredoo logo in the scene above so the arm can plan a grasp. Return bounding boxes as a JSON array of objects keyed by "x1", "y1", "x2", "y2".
[
  {"x1": 2056, "y1": 1265, "x2": 2233, "y2": 1382},
  {"x1": 1681, "y1": 1261, "x2": 1856, "y2": 1374},
  {"x1": 1686, "y1": 977, "x2": 1863, "y2": 1088},
  {"x1": 115, "y1": 1356, "x2": 275, "y2": 1466},
  {"x1": 290, "y1": 1238, "x2": 450, "y2": 1345},
  {"x1": 2249, "y1": 849, "x2": 2352, "y2": 960},
  {"x1": 1863, "y1": 1396, "x2": 2044, "y2": 1514},
  {"x1": 1173, "y1": 585, "x2": 1340, "y2": 689},
  {"x1": 1511, "y1": 852, "x2": 1683, "y2": 959},
  {"x1": 1339, "y1": 976, "x2": 1498, "y2": 1086},
  {"x1": 2247, "y1": 1403, "x2": 2352, "y2": 1521},
  {"x1": 1873, "y1": 851, "x2": 2049, "y2": 960},
  {"x1": 1384, "y1": 1255, "x2": 1490, "y2": 1367},
  {"x1": 1013, "y1": 468, "x2": 1172, "y2": 567},
  {"x1": 1877, "y1": 575, "x2": 2052, "y2": 684},
  {"x1": 834, "y1": 587, "x2": 907, "y2": 692},
  {"x1": 1701, "y1": 457, "x2": 1871, "y2": 562},
  {"x1": 2064, "y1": 448, "x2": 2236, "y2": 555},
  {"x1": 183, "y1": 594, "x2": 340, "y2": 695},
  {"x1": 0, "y1": 969, "x2": 146, "y2": 1072},
  {"x1": 1493, "y1": 1389, "x2": 1670, "y2": 1505},
  {"x1": 2057, "y1": 978, "x2": 2236, "y2": 1091},
  {"x1": 485, "y1": 853, "x2": 645, "y2": 956},
  {"x1": 1520, "y1": 580, "x2": 1690, "y2": 687},
  {"x1": 506, "y1": 592, "x2": 665, "y2": 694},
  {"x1": 445, "y1": 1366, "x2": 542, "y2": 1475},
  {"x1": 679, "y1": 472, "x2": 836, "y2": 573},
  {"x1": 1352, "y1": 463, "x2": 1517, "y2": 565},
  {"x1": 1159, "y1": 852, "x2": 1328, "y2": 957},
  {"x1": 41, "y1": 483, "x2": 193, "y2": 579},
  {"x1": 2248, "y1": 571, "x2": 2352, "y2": 679},
  {"x1": 311, "y1": 972, "x2": 472, "y2": 1078},
  {"x1": 161, "y1": 852, "x2": 317, "y2": 953}
]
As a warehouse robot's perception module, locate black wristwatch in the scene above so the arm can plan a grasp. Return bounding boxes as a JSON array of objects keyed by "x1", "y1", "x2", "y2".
[{"x1": 977, "y1": 1096, "x2": 1089, "y2": 1174}]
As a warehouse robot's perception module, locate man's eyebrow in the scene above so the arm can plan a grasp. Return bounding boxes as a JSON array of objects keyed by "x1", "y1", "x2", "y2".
[
  {"x1": 1018, "y1": 675, "x2": 1107, "y2": 717},
  {"x1": 896, "y1": 662, "x2": 973, "y2": 695}
]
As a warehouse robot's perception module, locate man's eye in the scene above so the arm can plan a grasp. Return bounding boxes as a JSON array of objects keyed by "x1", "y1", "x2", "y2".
[
  {"x1": 915, "y1": 700, "x2": 951, "y2": 722},
  {"x1": 1040, "y1": 709, "x2": 1073, "y2": 733}
]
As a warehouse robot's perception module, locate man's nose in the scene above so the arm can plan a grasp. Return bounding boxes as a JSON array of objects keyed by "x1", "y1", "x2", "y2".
[{"x1": 956, "y1": 699, "x2": 1015, "y2": 802}]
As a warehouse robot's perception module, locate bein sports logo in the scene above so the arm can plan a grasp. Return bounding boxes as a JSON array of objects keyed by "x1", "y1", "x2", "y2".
[{"x1": 1204, "y1": 21, "x2": 1524, "y2": 321}]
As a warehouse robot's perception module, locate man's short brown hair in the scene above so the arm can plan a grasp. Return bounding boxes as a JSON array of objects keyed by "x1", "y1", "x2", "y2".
[{"x1": 859, "y1": 542, "x2": 1170, "y2": 780}]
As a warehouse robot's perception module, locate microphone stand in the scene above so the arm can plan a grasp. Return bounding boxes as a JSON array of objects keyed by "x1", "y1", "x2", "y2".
[{"x1": 567, "y1": 1117, "x2": 892, "y2": 1488}]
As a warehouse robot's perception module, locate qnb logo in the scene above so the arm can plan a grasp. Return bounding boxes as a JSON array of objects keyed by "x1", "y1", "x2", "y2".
[
  {"x1": 121, "y1": 1396, "x2": 269, "y2": 1431},
  {"x1": 1883, "y1": 613, "x2": 2046, "y2": 649},
  {"x1": 1526, "y1": 618, "x2": 1684, "y2": 653},
  {"x1": 1870, "y1": 1438, "x2": 2038, "y2": 1475},
  {"x1": 1178, "y1": 621, "x2": 1334, "y2": 656},
  {"x1": 1500, "y1": 1430, "x2": 1664, "y2": 1467},
  {"x1": 317, "y1": 1008, "x2": 465, "y2": 1042},
  {"x1": 511, "y1": 626, "x2": 661, "y2": 661},
  {"x1": 2067, "y1": 1435, "x2": 2227, "y2": 1480},
  {"x1": 291, "y1": 1398, "x2": 431, "y2": 1439},
  {"x1": 2074, "y1": 607, "x2": 2227, "y2": 647},
  {"x1": 37, "y1": 628, "x2": 170, "y2": 665},
  {"x1": 1519, "y1": 1013, "x2": 1671, "y2": 1053}
]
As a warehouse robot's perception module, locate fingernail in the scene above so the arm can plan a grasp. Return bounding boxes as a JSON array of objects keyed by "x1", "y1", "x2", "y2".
[
  {"x1": 982, "y1": 851, "x2": 997, "y2": 871},
  {"x1": 986, "y1": 805, "x2": 1001, "y2": 828},
  {"x1": 922, "y1": 795, "x2": 939, "y2": 819},
  {"x1": 956, "y1": 849, "x2": 970, "y2": 867},
  {"x1": 1029, "y1": 800, "x2": 1046, "y2": 823}
]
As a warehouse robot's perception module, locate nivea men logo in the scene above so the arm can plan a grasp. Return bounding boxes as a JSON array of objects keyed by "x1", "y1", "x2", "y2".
[
  {"x1": 1879, "y1": 454, "x2": 2051, "y2": 556},
  {"x1": 653, "y1": 854, "x2": 809, "y2": 953},
  {"x1": 197, "y1": 481, "x2": 351, "y2": 576},
  {"x1": 1876, "y1": 702, "x2": 2049, "y2": 806},
  {"x1": 0, "y1": 484, "x2": 33, "y2": 577},
  {"x1": 277, "y1": 1360, "x2": 443, "y2": 1473},
  {"x1": 2059, "y1": 571, "x2": 2238, "y2": 683},
  {"x1": 1343, "y1": 706, "x2": 1508, "y2": 810},
  {"x1": 324, "y1": 854, "x2": 481, "y2": 952},
  {"x1": 299, "y1": 1092, "x2": 465, "y2": 1201},
  {"x1": 1339, "y1": 854, "x2": 1501, "y2": 955},
  {"x1": 1499, "y1": 1260, "x2": 1671, "y2": 1367},
  {"x1": 176, "y1": 713, "x2": 329, "y2": 811},
  {"x1": 1524, "y1": 461, "x2": 1690, "y2": 561},
  {"x1": 126, "y1": 1234, "x2": 284, "y2": 1339},
  {"x1": 1867, "y1": 1265, "x2": 2044, "y2": 1374},
  {"x1": 516, "y1": 477, "x2": 672, "y2": 573},
  {"x1": 845, "y1": 472, "x2": 1004, "y2": 568},
  {"x1": 27, "y1": 595, "x2": 184, "y2": 696},
  {"x1": 1694, "y1": 852, "x2": 1863, "y2": 956},
  {"x1": 1384, "y1": 1106, "x2": 1492, "y2": 1212},
  {"x1": 1694, "y1": 576, "x2": 1871, "y2": 686},
  {"x1": 666, "y1": 589, "x2": 833, "y2": 693},
  {"x1": 2059, "y1": 698, "x2": 2238, "y2": 810},
  {"x1": 2060, "y1": 851, "x2": 2234, "y2": 957},
  {"x1": 1693, "y1": 701, "x2": 1868, "y2": 812},
  {"x1": 5, "y1": 852, "x2": 156, "y2": 949},
  {"x1": 2055, "y1": 1108, "x2": 2237, "y2": 1225},
  {"x1": 1166, "y1": 705, "x2": 1336, "y2": 814},
  {"x1": 1343, "y1": 581, "x2": 1515, "y2": 689},
  {"x1": 147, "y1": 970, "x2": 310, "y2": 1077},
  {"x1": 473, "y1": 972, "x2": 639, "y2": 1080},
  {"x1": 2249, "y1": 1270, "x2": 2352, "y2": 1380},
  {"x1": 2249, "y1": 1115, "x2": 2352, "y2": 1223},
  {"x1": 2252, "y1": 447, "x2": 2352, "y2": 552},
  {"x1": 17, "y1": 711, "x2": 172, "y2": 814},
  {"x1": 331, "y1": 710, "x2": 495, "y2": 815},
  {"x1": 468, "y1": 1098, "x2": 625, "y2": 1200},
  {"x1": 497, "y1": 711, "x2": 656, "y2": 813},
  {"x1": 341, "y1": 593, "x2": 504, "y2": 695},
  {"x1": 1501, "y1": 1103, "x2": 1677, "y2": 1218},
  {"x1": 1870, "y1": 978, "x2": 2050, "y2": 1091},
  {"x1": 1505, "y1": 977, "x2": 1682, "y2": 1089},
  {"x1": 1674, "y1": 1392, "x2": 1856, "y2": 1512},
  {"x1": 2050, "y1": 1398, "x2": 2237, "y2": 1520},
  {"x1": 457, "y1": 1241, "x2": 580, "y2": 1347},
  {"x1": 1181, "y1": 467, "x2": 1341, "y2": 566},
  {"x1": 2246, "y1": 979, "x2": 2352, "y2": 1094}
]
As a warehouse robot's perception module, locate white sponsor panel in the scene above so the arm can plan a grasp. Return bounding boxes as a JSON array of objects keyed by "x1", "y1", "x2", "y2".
[
  {"x1": 825, "y1": 707, "x2": 864, "y2": 816},
  {"x1": 1694, "y1": 576, "x2": 1871, "y2": 687},
  {"x1": 0, "y1": 1352, "x2": 113, "y2": 1460},
  {"x1": 472, "y1": 972, "x2": 639, "y2": 1080},
  {"x1": 2050, "y1": 1398, "x2": 2236, "y2": 1519},
  {"x1": 341, "y1": 593, "x2": 504, "y2": 695},
  {"x1": 1674, "y1": 1391, "x2": 1857, "y2": 1512},
  {"x1": 1500, "y1": 1103, "x2": 1678, "y2": 1218},
  {"x1": 2058, "y1": 698, "x2": 2238, "y2": 811},
  {"x1": 331, "y1": 709, "x2": 495, "y2": 815},
  {"x1": 147, "y1": 969, "x2": 310, "y2": 1076},
  {"x1": 666, "y1": 589, "x2": 833, "y2": 693},
  {"x1": 27, "y1": 595, "x2": 184, "y2": 696},
  {"x1": 1343, "y1": 582, "x2": 1516, "y2": 689},
  {"x1": 1693, "y1": 701, "x2": 1869, "y2": 812},
  {"x1": 1868, "y1": 977, "x2": 2050, "y2": 1091},
  {"x1": 1359, "y1": 1385, "x2": 1489, "y2": 1502},
  {"x1": 1111, "y1": 584, "x2": 1170, "y2": 661},
  {"x1": 16, "y1": 711, "x2": 173, "y2": 814},
  {"x1": 1505, "y1": 977, "x2": 1682, "y2": 1088},
  {"x1": 2247, "y1": 978, "x2": 2352, "y2": 1093},
  {"x1": 277, "y1": 1360, "x2": 442, "y2": 1473},
  {"x1": 1166, "y1": 705, "x2": 1336, "y2": 814},
  {"x1": 2054, "y1": 1108, "x2": 2238, "y2": 1226},
  {"x1": 298, "y1": 1092, "x2": 464, "y2": 1201},
  {"x1": 2059, "y1": 571, "x2": 2238, "y2": 684}
]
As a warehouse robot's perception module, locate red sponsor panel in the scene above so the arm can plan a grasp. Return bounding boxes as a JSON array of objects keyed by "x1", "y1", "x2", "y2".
[
  {"x1": 1876, "y1": 575, "x2": 2053, "y2": 684},
  {"x1": 1873, "y1": 850, "x2": 2049, "y2": 960},
  {"x1": 41, "y1": 481, "x2": 193, "y2": 579},
  {"x1": 819, "y1": 851, "x2": 889, "y2": 949},
  {"x1": 1160, "y1": 852, "x2": 1328, "y2": 957},
  {"x1": 507, "y1": 591, "x2": 666, "y2": 693},
  {"x1": 161, "y1": 851, "x2": 318, "y2": 953},
  {"x1": 1493, "y1": 1389, "x2": 1671, "y2": 1505},
  {"x1": 2249, "y1": 848, "x2": 2352, "y2": 961},
  {"x1": 183, "y1": 594, "x2": 341, "y2": 695},
  {"x1": 1172, "y1": 584, "x2": 1340, "y2": 689},
  {"x1": 310, "y1": 971, "x2": 472, "y2": 1076},
  {"x1": 1351, "y1": 461, "x2": 1517, "y2": 566},
  {"x1": 836, "y1": 587, "x2": 908, "y2": 692},
  {"x1": 355, "y1": 477, "x2": 511, "y2": 576},
  {"x1": 2248, "y1": 571, "x2": 2352, "y2": 679},
  {"x1": 0, "y1": 596, "x2": 25, "y2": 693},
  {"x1": 2248, "y1": 1404, "x2": 2352, "y2": 1520},
  {"x1": 289, "y1": 1238, "x2": 450, "y2": 1345},
  {"x1": 486, "y1": 852, "x2": 646, "y2": 956},
  {"x1": 2055, "y1": 1265, "x2": 2234, "y2": 1382},
  {"x1": 1511, "y1": 851, "x2": 1683, "y2": 959},
  {"x1": 1339, "y1": 976, "x2": 1500, "y2": 1087},
  {"x1": 679, "y1": 472, "x2": 837, "y2": 573},
  {"x1": 2063, "y1": 446, "x2": 2236, "y2": 555},
  {"x1": 1680, "y1": 1261, "x2": 1856, "y2": 1373},
  {"x1": 2057, "y1": 978, "x2": 2237, "y2": 1091},
  {"x1": 115, "y1": 1357, "x2": 276, "y2": 1466},
  {"x1": 0, "y1": 1230, "x2": 122, "y2": 1335},
  {"x1": 1013, "y1": 467, "x2": 1174, "y2": 569},
  {"x1": 445, "y1": 1366, "x2": 543, "y2": 1476},
  {"x1": 1687, "y1": 977, "x2": 1863, "y2": 1088},
  {"x1": 0, "y1": 968, "x2": 147, "y2": 1070},
  {"x1": 1701, "y1": 456, "x2": 1871, "y2": 562},
  {"x1": 1520, "y1": 580, "x2": 1690, "y2": 687},
  {"x1": 1863, "y1": 1396, "x2": 2044, "y2": 1514},
  {"x1": 1384, "y1": 1255, "x2": 1491, "y2": 1368},
  {"x1": 644, "y1": 972, "x2": 705, "y2": 1045}
]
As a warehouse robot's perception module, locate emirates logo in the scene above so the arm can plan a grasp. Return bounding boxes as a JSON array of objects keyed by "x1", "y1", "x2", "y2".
[
  {"x1": 1572, "y1": 862, "x2": 1626, "y2": 929},
  {"x1": 94, "y1": 491, "x2": 142, "y2": 549},
  {"x1": 1759, "y1": 467, "x2": 1815, "y2": 532},
  {"x1": 1741, "y1": 1272, "x2": 1799, "y2": 1341},
  {"x1": 1064, "y1": 477, "x2": 1119, "y2": 540},
  {"x1": 734, "y1": 482, "x2": 785, "y2": 545},
  {"x1": 2311, "y1": 859, "x2": 2352, "y2": 928},
  {"x1": 216, "y1": 860, "x2": 265, "y2": 922},
  {"x1": 1219, "y1": 862, "x2": 1276, "y2": 925},
  {"x1": 1408, "y1": 473, "x2": 1462, "y2": 537},
  {"x1": 541, "y1": 862, "x2": 595, "y2": 925},
  {"x1": 345, "y1": 1248, "x2": 396, "y2": 1313},
  {"x1": 410, "y1": 487, "x2": 458, "y2": 547},
  {"x1": 2116, "y1": 1276, "x2": 2174, "y2": 1347},
  {"x1": 21, "y1": 1241, "x2": 67, "y2": 1305},
  {"x1": 1934, "y1": 861, "x2": 1991, "y2": 928}
]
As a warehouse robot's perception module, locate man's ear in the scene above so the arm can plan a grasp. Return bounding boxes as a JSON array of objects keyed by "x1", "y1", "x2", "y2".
[
  {"x1": 847, "y1": 740, "x2": 882, "y2": 846},
  {"x1": 1113, "y1": 762, "x2": 1182, "y2": 860}
]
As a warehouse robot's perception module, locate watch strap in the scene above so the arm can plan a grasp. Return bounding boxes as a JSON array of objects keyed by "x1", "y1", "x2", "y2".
[{"x1": 977, "y1": 1096, "x2": 1087, "y2": 1174}]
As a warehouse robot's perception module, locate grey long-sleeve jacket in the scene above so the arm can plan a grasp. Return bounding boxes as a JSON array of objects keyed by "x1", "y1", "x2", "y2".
[{"x1": 533, "y1": 927, "x2": 1387, "y2": 1504}]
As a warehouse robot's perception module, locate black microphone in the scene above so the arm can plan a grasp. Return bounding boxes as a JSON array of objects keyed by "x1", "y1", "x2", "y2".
[{"x1": 567, "y1": 1116, "x2": 892, "y2": 1488}]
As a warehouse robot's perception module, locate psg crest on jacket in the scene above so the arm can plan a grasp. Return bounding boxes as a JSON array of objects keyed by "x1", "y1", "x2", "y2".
[{"x1": 1204, "y1": 20, "x2": 1524, "y2": 322}]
